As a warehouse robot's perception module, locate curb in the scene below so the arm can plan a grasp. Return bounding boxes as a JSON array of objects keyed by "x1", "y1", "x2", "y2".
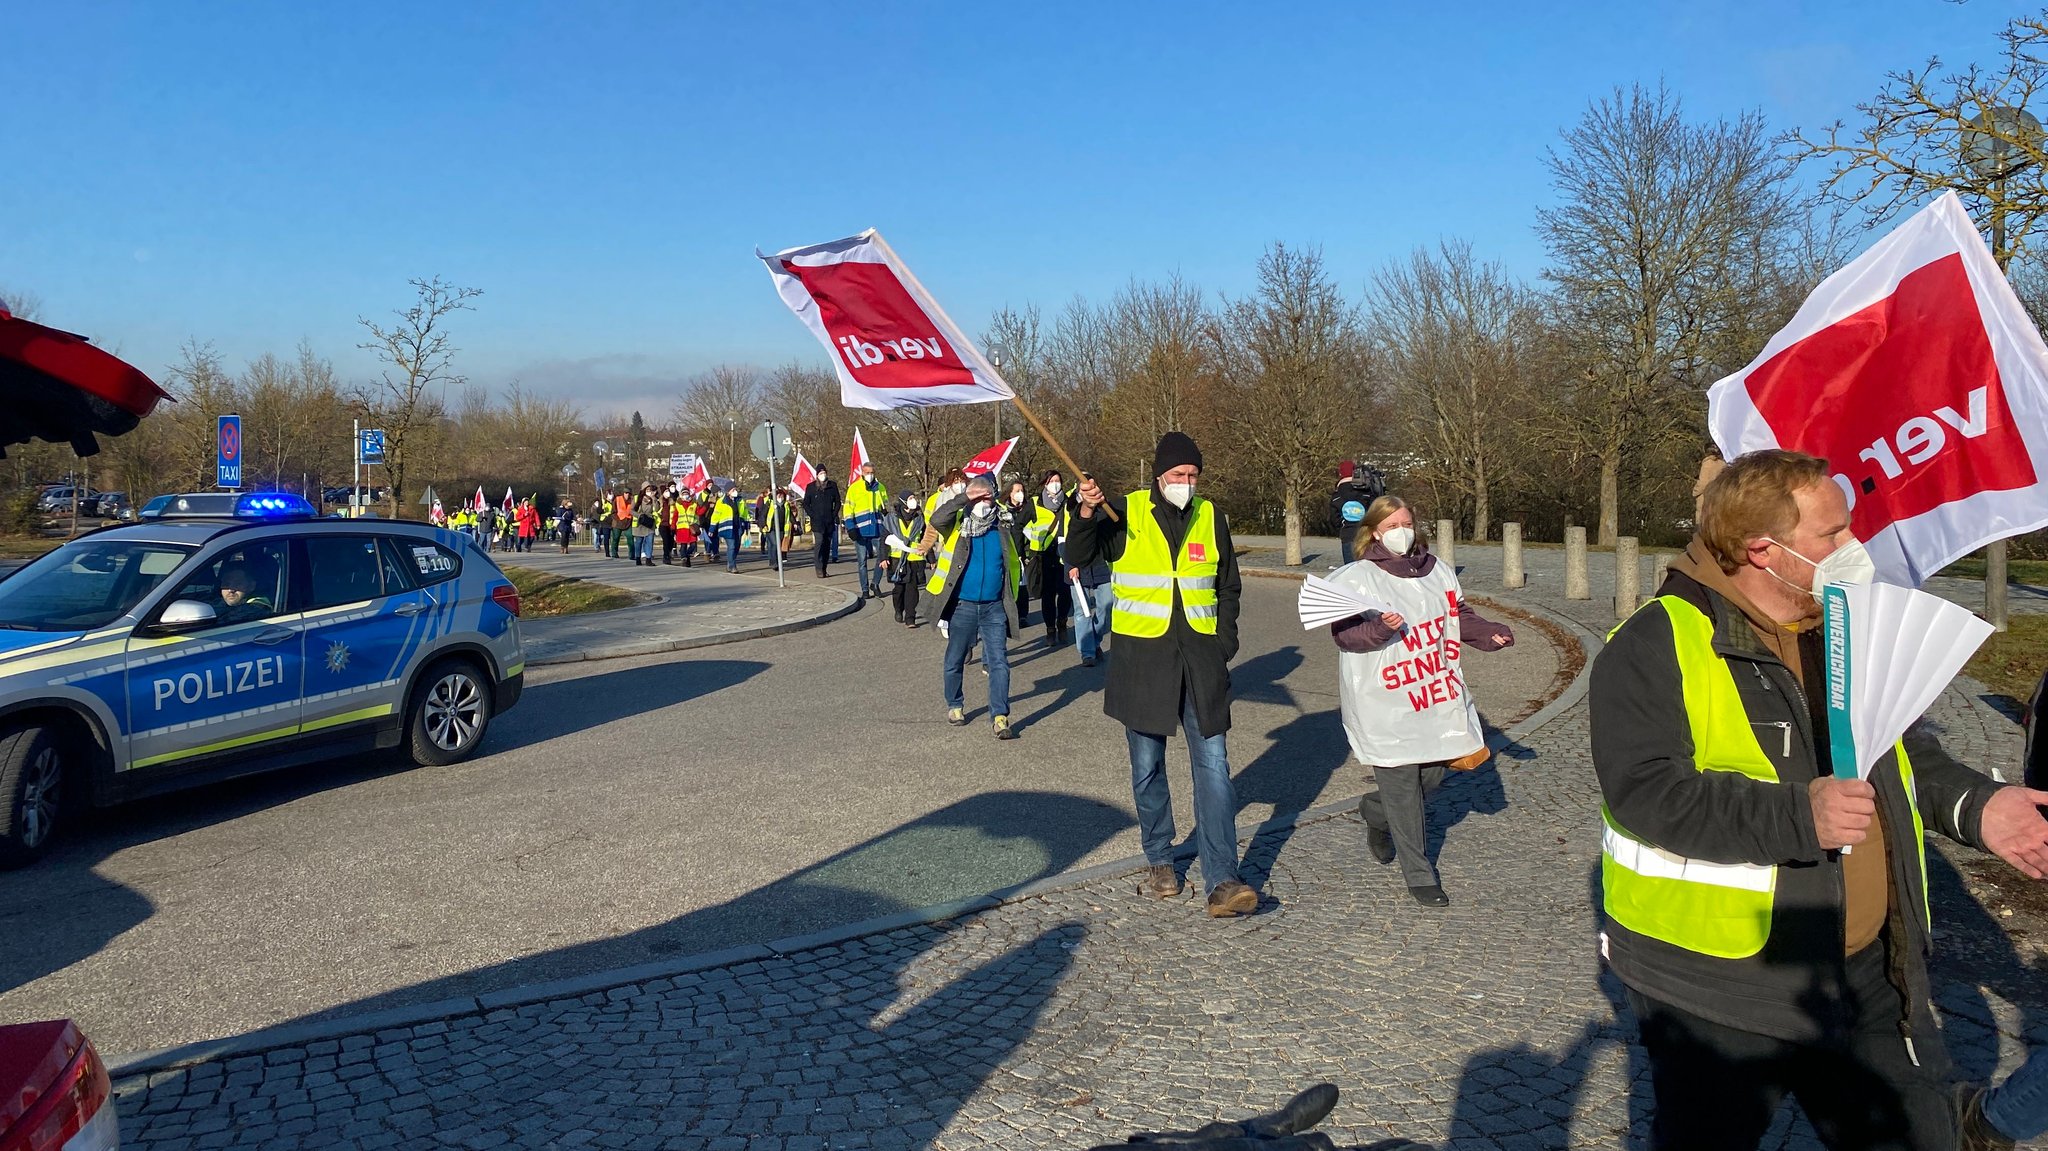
[
  {"x1": 107, "y1": 591, "x2": 1594, "y2": 1079},
  {"x1": 522, "y1": 586, "x2": 861, "y2": 667}
]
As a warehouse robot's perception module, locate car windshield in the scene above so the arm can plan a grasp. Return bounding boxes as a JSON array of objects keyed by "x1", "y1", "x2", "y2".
[{"x1": 0, "y1": 539, "x2": 196, "y2": 631}]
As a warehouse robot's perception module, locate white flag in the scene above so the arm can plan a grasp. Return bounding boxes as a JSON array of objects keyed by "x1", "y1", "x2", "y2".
[{"x1": 759, "y1": 229, "x2": 1015, "y2": 411}]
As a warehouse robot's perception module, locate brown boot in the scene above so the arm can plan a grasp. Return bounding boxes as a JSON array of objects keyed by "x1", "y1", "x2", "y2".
[
  {"x1": 1138, "y1": 864, "x2": 1183, "y2": 899},
  {"x1": 1957, "y1": 1084, "x2": 2015, "y2": 1151},
  {"x1": 1206, "y1": 880, "x2": 1259, "y2": 917}
]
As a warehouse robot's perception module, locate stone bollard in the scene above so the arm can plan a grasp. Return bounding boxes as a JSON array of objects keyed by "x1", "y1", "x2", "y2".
[
  {"x1": 1565, "y1": 527, "x2": 1589, "y2": 600},
  {"x1": 1502, "y1": 522, "x2": 1525, "y2": 589},
  {"x1": 1651, "y1": 551, "x2": 1672, "y2": 600},
  {"x1": 1435, "y1": 519, "x2": 1456, "y2": 568},
  {"x1": 1615, "y1": 536, "x2": 1639, "y2": 619}
]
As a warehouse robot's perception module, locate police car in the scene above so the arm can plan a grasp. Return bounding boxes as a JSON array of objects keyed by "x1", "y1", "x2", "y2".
[{"x1": 0, "y1": 492, "x2": 525, "y2": 867}]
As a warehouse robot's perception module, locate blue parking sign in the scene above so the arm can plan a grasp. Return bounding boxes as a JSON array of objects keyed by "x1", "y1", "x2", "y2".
[
  {"x1": 216, "y1": 415, "x2": 242, "y2": 489},
  {"x1": 359, "y1": 429, "x2": 386, "y2": 463}
]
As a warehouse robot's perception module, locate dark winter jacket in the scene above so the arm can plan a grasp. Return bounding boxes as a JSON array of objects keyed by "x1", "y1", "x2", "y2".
[
  {"x1": 803, "y1": 479, "x2": 841, "y2": 533},
  {"x1": 927, "y1": 495, "x2": 1019, "y2": 638},
  {"x1": 1329, "y1": 540, "x2": 1513, "y2": 652},
  {"x1": 1064, "y1": 489, "x2": 1241, "y2": 739},
  {"x1": 1329, "y1": 472, "x2": 1384, "y2": 558},
  {"x1": 1590, "y1": 561, "x2": 2002, "y2": 1044}
]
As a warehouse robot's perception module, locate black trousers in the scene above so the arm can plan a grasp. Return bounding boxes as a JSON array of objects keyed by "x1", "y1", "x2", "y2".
[
  {"x1": 1033, "y1": 555, "x2": 1071, "y2": 636},
  {"x1": 813, "y1": 531, "x2": 831, "y2": 577},
  {"x1": 1627, "y1": 941, "x2": 1954, "y2": 1151},
  {"x1": 893, "y1": 560, "x2": 925, "y2": 622}
]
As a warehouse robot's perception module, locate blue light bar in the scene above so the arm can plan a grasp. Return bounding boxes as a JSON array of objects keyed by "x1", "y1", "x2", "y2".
[{"x1": 234, "y1": 492, "x2": 316, "y2": 518}]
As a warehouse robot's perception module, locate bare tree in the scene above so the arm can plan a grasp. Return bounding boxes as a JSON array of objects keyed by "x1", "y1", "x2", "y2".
[
  {"x1": 675, "y1": 365, "x2": 762, "y2": 481},
  {"x1": 1785, "y1": 12, "x2": 2048, "y2": 263},
  {"x1": 357, "y1": 277, "x2": 481, "y2": 517},
  {"x1": 1538, "y1": 83, "x2": 1795, "y2": 544},
  {"x1": 0, "y1": 287, "x2": 42, "y2": 320},
  {"x1": 1212, "y1": 243, "x2": 1371, "y2": 565}
]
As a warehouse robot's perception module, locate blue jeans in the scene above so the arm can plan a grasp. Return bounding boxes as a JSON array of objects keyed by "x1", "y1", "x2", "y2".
[
  {"x1": 853, "y1": 535, "x2": 884, "y2": 594},
  {"x1": 723, "y1": 527, "x2": 741, "y2": 571},
  {"x1": 942, "y1": 599, "x2": 1010, "y2": 718},
  {"x1": 1073, "y1": 580, "x2": 1115, "y2": 659},
  {"x1": 1987, "y1": 1045, "x2": 2048, "y2": 1141},
  {"x1": 634, "y1": 534, "x2": 652, "y2": 562},
  {"x1": 1127, "y1": 691, "x2": 1240, "y2": 894}
]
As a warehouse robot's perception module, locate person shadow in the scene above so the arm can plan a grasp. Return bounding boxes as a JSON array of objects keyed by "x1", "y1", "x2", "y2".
[{"x1": 116, "y1": 790, "x2": 1135, "y2": 1150}]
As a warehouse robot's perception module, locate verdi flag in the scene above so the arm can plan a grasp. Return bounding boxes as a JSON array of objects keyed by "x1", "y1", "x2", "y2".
[
  {"x1": 758, "y1": 229, "x2": 1016, "y2": 411},
  {"x1": 1706, "y1": 191, "x2": 2048, "y2": 587},
  {"x1": 788, "y1": 451, "x2": 817, "y2": 494},
  {"x1": 682, "y1": 458, "x2": 711, "y2": 491},
  {"x1": 849, "y1": 427, "x2": 871, "y2": 477},
  {"x1": 962, "y1": 436, "x2": 1019, "y2": 481}
]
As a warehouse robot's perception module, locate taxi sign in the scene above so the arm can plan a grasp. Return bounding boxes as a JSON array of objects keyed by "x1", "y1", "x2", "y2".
[{"x1": 216, "y1": 415, "x2": 242, "y2": 489}]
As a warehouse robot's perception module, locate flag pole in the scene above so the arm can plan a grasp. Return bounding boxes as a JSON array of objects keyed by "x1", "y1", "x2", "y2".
[{"x1": 866, "y1": 230, "x2": 1118, "y2": 522}]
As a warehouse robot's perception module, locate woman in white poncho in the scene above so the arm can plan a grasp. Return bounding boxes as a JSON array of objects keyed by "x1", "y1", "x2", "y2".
[{"x1": 1327, "y1": 496, "x2": 1514, "y2": 907}]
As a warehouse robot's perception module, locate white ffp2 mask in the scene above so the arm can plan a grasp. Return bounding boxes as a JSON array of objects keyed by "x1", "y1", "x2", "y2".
[
  {"x1": 1160, "y1": 483, "x2": 1193, "y2": 509},
  {"x1": 1379, "y1": 526, "x2": 1416, "y2": 555}
]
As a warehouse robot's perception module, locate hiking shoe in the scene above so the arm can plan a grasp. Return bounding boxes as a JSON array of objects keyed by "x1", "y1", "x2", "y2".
[
  {"x1": 993, "y1": 716, "x2": 1016, "y2": 740},
  {"x1": 946, "y1": 707, "x2": 967, "y2": 726},
  {"x1": 1366, "y1": 826, "x2": 1396, "y2": 865},
  {"x1": 1139, "y1": 864, "x2": 1183, "y2": 899},
  {"x1": 1206, "y1": 880, "x2": 1260, "y2": 918},
  {"x1": 1080, "y1": 654, "x2": 1096, "y2": 667}
]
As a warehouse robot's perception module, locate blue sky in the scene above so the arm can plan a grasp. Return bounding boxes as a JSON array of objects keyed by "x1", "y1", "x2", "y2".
[{"x1": 0, "y1": 1, "x2": 2029, "y2": 419}]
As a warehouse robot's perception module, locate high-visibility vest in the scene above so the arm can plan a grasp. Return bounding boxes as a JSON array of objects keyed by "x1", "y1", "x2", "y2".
[
  {"x1": 1600, "y1": 596, "x2": 1927, "y2": 960},
  {"x1": 710, "y1": 498, "x2": 746, "y2": 528},
  {"x1": 1021, "y1": 505, "x2": 1059, "y2": 554},
  {"x1": 890, "y1": 515, "x2": 926, "y2": 561},
  {"x1": 757, "y1": 499, "x2": 785, "y2": 533},
  {"x1": 844, "y1": 479, "x2": 889, "y2": 534},
  {"x1": 1110, "y1": 491, "x2": 1220, "y2": 638},
  {"x1": 927, "y1": 518, "x2": 1020, "y2": 597}
]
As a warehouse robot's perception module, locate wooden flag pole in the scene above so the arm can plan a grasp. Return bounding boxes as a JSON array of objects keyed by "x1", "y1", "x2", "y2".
[{"x1": 1005, "y1": 393, "x2": 1118, "y2": 523}]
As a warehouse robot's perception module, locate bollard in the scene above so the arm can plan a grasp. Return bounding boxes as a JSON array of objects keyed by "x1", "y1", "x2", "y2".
[
  {"x1": 1435, "y1": 519, "x2": 1456, "y2": 568},
  {"x1": 1615, "y1": 536, "x2": 1639, "y2": 619},
  {"x1": 1565, "y1": 527, "x2": 1589, "y2": 600},
  {"x1": 1651, "y1": 551, "x2": 1672, "y2": 599},
  {"x1": 1502, "y1": 522, "x2": 1524, "y2": 589}
]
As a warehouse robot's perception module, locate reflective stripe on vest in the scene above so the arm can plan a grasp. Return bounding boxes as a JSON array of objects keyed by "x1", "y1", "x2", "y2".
[
  {"x1": 926, "y1": 521, "x2": 1020, "y2": 597},
  {"x1": 1110, "y1": 491, "x2": 1219, "y2": 638},
  {"x1": 1600, "y1": 595, "x2": 1923, "y2": 960}
]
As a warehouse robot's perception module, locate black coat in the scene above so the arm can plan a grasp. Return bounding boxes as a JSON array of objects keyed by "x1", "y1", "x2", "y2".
[
  {"x1": 1064, "y1": 491, "x2": 1240, "y2": 739},
  {"x1": 803, "y1": 479, "x2": 841, "y2": 531}
]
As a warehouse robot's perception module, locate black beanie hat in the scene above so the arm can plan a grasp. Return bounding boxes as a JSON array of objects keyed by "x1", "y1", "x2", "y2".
[{"x1": 1153, "y1": 431, "x2": 1203, "y2": 477}]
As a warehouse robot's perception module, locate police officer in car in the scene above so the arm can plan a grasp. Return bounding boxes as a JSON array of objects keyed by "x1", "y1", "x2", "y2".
[{"x1": 215, "y1": 563, "x2": 274, "y2": 624}]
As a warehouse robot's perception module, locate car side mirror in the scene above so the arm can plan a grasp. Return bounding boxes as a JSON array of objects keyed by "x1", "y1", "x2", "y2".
[{"x1": 157, "y1": 599, "x2": 219, "y2": 632}]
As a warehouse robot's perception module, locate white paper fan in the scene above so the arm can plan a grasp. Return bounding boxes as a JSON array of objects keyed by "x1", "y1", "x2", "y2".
[
  {"x1": 1298, "y1": 574, "x2": 1396, "y2": 630},
  {"x1": 1822, "y1": 581, "x2": 1993, "y2": 782}
]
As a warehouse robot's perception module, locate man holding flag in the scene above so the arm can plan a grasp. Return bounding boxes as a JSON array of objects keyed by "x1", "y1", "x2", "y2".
[
  {"x1": 1069, "y1": 432, "x2": 1257, "y2": 918},
  {"x1": 1596, "y1": 192, "x2": 2048, "y2": 1151}
]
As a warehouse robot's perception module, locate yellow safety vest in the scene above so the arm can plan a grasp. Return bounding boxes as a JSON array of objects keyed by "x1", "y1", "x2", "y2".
[
  {"x1": 710, "y1": 499, "x2": 744, "y2": 527},
  {"x1": 890, "y1": 516, "x2": 926, "y2": 561},
  {"x1": 1601, "y1": 595, "x2": 1926, "y2": 959},
  {"x1": 926, "y1": 517, "x2": 1020, "y2": 597},
  {"x1": 1109, "y1": 490, "x2": 1219, "y2": 638},
  {"x1": 844, "y1": 479, "x2": 889, "y2": 534},
  {"x1": 1021, "y1": 505, "x2": 1060, "y2": 553}
]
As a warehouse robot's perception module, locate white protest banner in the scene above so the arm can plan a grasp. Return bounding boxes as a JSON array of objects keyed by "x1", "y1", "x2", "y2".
[
  {"x1": 759, "y1": 230, "x2": 1015, "y2": 411},
  {"x1": 1706, "y1": 191, "x2": 2048, "y2": 587}
]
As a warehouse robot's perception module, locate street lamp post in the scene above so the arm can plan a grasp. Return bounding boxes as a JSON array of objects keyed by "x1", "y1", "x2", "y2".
[{"x1": 1964, "y1": 104, "x2": 2042, "y2": 631}]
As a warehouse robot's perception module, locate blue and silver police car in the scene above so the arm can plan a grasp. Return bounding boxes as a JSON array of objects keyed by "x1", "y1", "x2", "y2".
[{"x1": 0, "y1": 492, "x2": 525, "y2": 867}]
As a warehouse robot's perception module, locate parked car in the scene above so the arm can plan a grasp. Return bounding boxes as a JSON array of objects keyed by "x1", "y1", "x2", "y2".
[
  {"x1": 81, "y1": 493, "x2": 129, "y2": 520},
  {"x1": 34, "y1": 487, "x2": 96, "y2": 516},
  {"x1": 0, "y1": 1018, "x2": 118, "y2": 1150},
  {"x1": 0, "y1": 491, "x2": 526, "y2": 866}
]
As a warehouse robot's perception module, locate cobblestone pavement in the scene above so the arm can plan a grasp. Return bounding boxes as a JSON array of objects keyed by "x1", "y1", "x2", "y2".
[{"x1": 108, "y1": 547, "x2": 2048, "y2": 1149}]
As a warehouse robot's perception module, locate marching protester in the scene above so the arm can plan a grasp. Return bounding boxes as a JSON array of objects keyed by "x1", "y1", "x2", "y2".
[
  {"x1": 926, "y1": 474, "x2": 1021, "y2": 739},
  {"x1": 804, "y1": 466, "x2": 841, "y2": 578},
  {"x1": 697, "y1": 488, "x2": 718, "y2": 562},
  {"x1": 671, "y1": 495, "x2": 698, "y2": 566},
  {"x1": 555, "y1": 499, "x2": 576, "y2": 553},
  {"x1": 514, "y1": 497, "x2": 539, "y2": 553},
  {"x1": 1327, "y1": 496, "x2": 1513, "y2": 906},
  {"x1": 1024, "y1": 469, "x2": 1073, "y2": 648},
  {"x1": 1068, "y1": 432, "x2": 1257, "y2": 917},
  {"x1": 1329, "y1": 458, "x2": 1385, "y2": 563},
  {"x1": 1005, "y1": 478, "x2": 1034, "y2": 626},
  {"x1": 1591, "y1": 449, "x2": 2048, "y2": 1151},
  {"x1": 712, "y1": 483, "x2": 749, "y2": 573},
  {"x1": 659, "y1": 490, "x2": 680, "y2": 564},
  {"x1": 757, "y1": 487, "x2": 788, "y2": 571},
  {"x1": 887, "y1": 492, "x2": 927, "y2": 627},
  {"x1": 589, "y1": 497, "x2": 608, "y2": 554},
  {"x1": 629, "y1": 485, "x2": 657, "y2": 565},
  {"x1": 844, "y1": 461, "x2": 890, "y2": 598},
  {"x1": 609, "y1": 489, "x2": 632, "y2": 558}
]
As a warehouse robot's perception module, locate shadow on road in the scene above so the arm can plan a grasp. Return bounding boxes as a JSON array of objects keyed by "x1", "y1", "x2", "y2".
[
  {"x1": 121, "y1": 790, "x2": 1134, "y2": 1148},
  {"x1": 0, "y1": 660, "x2": 769, "y2": 998}
]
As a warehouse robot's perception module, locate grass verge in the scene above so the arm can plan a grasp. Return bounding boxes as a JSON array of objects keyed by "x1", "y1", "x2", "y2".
[
  {"x1": 1938, "y1": 556, "x2": 2048, "y2": 584},
  {"x1": 502, "y1": 566, "x2": 646, "y2": 619},
  {"x1": 1962, "y1": 612, "x2": 2048, "y2": 708}
]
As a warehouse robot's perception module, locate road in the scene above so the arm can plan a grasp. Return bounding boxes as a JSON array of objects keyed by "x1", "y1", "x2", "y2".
[{"x1": 0, "y1": 573, "x2": 1564, "y2": 1054}]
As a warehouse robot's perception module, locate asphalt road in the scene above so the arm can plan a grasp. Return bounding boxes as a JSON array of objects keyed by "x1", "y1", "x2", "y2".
[{"x1": 0, "y1": 573, "x2": 1562, "y2": 1054}]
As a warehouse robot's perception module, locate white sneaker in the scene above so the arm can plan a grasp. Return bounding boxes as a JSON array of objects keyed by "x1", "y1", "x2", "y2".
[{"x1": 937, "y1": 619, "x2": 950, "y2": 639}]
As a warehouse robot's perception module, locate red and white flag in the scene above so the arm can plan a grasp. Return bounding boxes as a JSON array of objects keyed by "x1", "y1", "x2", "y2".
[
  {"x1": 848, "y1": 427, "x2": 871, "y2": 477},
  {"x1": 501, "y1": 486, "x2": 515, "y2": 515},
  {"x1": 473, "y1": 486, "x2": 486, "y2": 513},
  {"x1": 962, "y1": 437, "x2": 1019, "y2": 481},
  {"x1": 788, "y1": 451, "x2": 817, "y2": 494},
  {"x1": 682, "y1": 459, "x2": 711, "y2": 491},
  {"x1": 759, "y1": 229, "x2": 1016, "y2": 411},
  {"x1": 1707, "y1": 191, "x2": 2048, "y2": 587}
]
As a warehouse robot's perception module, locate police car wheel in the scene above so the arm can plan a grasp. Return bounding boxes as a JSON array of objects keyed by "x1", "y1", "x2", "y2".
[
  {"x1": 409, "y1": 660, "x2": 493, "y2": 766},
  {"x1": 0, "y1": 725, "x2": 68, "y2": 868}
]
